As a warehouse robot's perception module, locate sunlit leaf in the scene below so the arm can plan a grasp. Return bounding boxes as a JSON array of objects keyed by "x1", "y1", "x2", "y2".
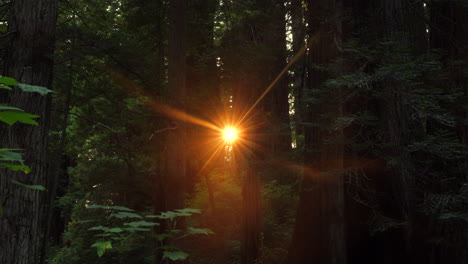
[
  {"x1": 91, "y1": 240, "x2": 112, "y2": 257},
  {"x1": 0, "y1": 84, "x2": 12, "y2": 90},
  {"x1": 11, "y1": 179, "x2": 46, "y2": 191},
  {"x1": 111, "y1": 211, "x2": 143, "y2": 219},
  {"x1": 163, "y1": 251, "x2": 189, "y2": 261},
  {"x1": 87, "y1": 205, "x2": 135, "y2": 211},
  {"x1": 145, "y1": 215, "x2": 161, "y2": 218},
  {"x1": 88, "y1": 226, "x2": 110, "y2": 232},
  {"x1": 0, "y1": 104, "x2": 23, "y2": 112},
  {"x1": 157, "y1": 211, "x2": 180, "y2": 220},
  {"x1": 0, "y1": 163, "x2": 30, "y2": 173},
  {"x1": 186, "y1": 227, "x2": 215, "y2": 235},
  {"x1": 123, "y1": 227, "x2": 151, "y2": 232},
  {"x1": 0, "y1": 149, "x2": 24, "y2": 163},
  {"x1": 108, "y1": 227, "x2": 124, "y2": 233},
  {"x1": 176, "y1": 208, "x2": 201, "y2": 214},
  {"x1": 123, "y1": 220, "x2": 159, "y2": 227},
  {"x1": 18, "y1": 83, "x2": 53, "y2": 95}
]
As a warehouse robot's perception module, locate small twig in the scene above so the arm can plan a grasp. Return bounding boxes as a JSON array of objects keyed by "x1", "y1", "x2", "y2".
[
  {"x1": 148, "y1": 123, "x2": 178, "y2": 140},
  {"x1": 51, "y1": 109, "x2": 118, "y2": 134},
  {"x1": 0, "y1": 30, "x2": 16, "y2": 38}
]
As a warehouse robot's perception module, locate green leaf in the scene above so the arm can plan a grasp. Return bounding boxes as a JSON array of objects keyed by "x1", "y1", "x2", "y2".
[
  {"x1": 154, "y1": 233, "x2": 172, "y2": 241},
  {"x1": 89, "y1": 226, "x2": 110, "y2": 232},
  {"x1": 87, "y1": 205, "x2": 135, "y2": 211},
  {"x1": 147, "y1": 209, "x2": 201, "y2": 220},
  {"x1": 0, "y1": 163, "x2": 31, "y2": 173},
  {"x1": 145, "y1": 215, "x2": 161, "y2": 218},
  {"x1": 0, "y1": 111, "x2": 39, "y2": 125},
  {"x1": 111, "y1": 211, "x2": 143, "y2": 219},
  {"x1": 11, "y1": 179, "x2": 46, "y2": 191},
  {"x1": 163, "y1": 251, "x2": 189, "y2": 261},
  {"x1": 0, "y1": 104, "x2": 23, "y2": 112},
  {"x1": 187, "y1": 227, "x2": 215, "y2": 235},
  {"x1": 157, "y1": 211, "x2": 180, "y2": 220},
  {"x1": 123, "y1": 227, "x2": 151, "y2": 232},
  {"x1": 0, "y1": 77, "x2": 19, "y2": 86},
  {"x1": 108, "y1": 227, "x2": 124, "y2": 233},
  {"x1": 0, "y1": 149, "x2": 24, "y2": 163},
  {"x1": 123, "y1": 220, "x2": 159, "y2": 227},
  {"x1": 176, "y1": 208, "x2": 202, "y2": 214},
  {"x1": 18, "y1": 83, "x2": 53, "y2": 95},
  {"x1": 76, "y1": 220, "x2": 96, "y2": 224},
  {"x1": 91, "y1": 240, "x2": 112, "y2": 257},
  {"x1": 0, "y1": 84, "x2": 12, "y2": 90}
]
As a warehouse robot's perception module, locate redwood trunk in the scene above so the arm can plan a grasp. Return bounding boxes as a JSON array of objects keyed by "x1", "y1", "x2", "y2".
[
  {"x1": 287, "y1": 0, "x2": 346, "y2": 263},
  {"x1": 0, "y1": 0, "x2": 58, "y2": 263},
  {"x1": 165, "y1": 0, "x2": 187, "y2": 213}
]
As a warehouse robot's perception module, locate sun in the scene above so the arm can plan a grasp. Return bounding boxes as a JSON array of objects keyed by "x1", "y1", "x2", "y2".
[{"x1": 222, "y1": 127, "x2": 238, "y2": 142}]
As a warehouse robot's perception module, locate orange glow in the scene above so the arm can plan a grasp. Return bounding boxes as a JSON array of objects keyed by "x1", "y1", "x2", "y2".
[{"x1": 222, "y1": 127, "x2": 238, "y2": 143}]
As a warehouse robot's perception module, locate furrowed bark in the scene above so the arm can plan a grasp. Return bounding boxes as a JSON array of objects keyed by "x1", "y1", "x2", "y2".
[{"x1": 0, "y1": 0, "x2": 58, "y2": 263}]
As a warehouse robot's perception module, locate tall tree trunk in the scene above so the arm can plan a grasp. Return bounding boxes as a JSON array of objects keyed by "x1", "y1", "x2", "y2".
[
  {"x1": 287, "y1": 0, "x2": 346, "y2": 263},
  {"x1": 241, "y1": 159, "x2": 261, "y2": 264},
  {"x1": 267, "y1": 1, "x2": 291, "y2": 153},
  {"x1": 429, "y1": 2, "x2": 468, "y2": 264},
  {"x1": 233, "y1": 74, "x2": 263, "y2": 264},
  {"x1": 158, "y1": 1, "x2": 187, "y2": 262},
  {"x1": 289, "y1": 0, "x2": 306, "y2": 149},
  {"x1": 185, "y1": 0, "x2": 219, "y2": 198},
  {"x1": 166, "y1": 0, "x2": 186, "y2": 214},
  {"x1": 377, "y1": 2, "x2": 425, "y2": 262},
  {"x1": 0, "y1": 0, "x2": 58, "y2": 263}
]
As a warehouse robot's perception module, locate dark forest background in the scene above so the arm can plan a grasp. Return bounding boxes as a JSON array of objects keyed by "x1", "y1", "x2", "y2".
[{"x1": 0, "y1": 0, "x2": 467, "y2": 263}]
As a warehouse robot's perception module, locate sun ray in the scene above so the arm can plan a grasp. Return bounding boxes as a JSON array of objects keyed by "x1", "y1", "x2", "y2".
[
  {"x1": 196, "y1": 141, "x2": 225, "y2": 177},
  {"x1": 235, "y1": 38, "x2": 314, "y2": 128},
  {"x1": 96, "y1": 37, "x2": 317, "y2": 177}
]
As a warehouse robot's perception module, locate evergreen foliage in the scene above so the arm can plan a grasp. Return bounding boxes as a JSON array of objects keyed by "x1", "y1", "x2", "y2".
[{"x1": 0, "y1": 0, "x2": 466, "y2": 263}]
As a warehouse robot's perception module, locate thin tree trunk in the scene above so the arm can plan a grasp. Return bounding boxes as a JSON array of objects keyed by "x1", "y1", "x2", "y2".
[
  {"x1": 289, "y1": 0, "x2": 306, "y2": 148},
  {"x1": 0, "y1": 0, "x2": 58, "y2": 263},
  {"x1": 40, "y1": 49, "x2": 73, "y2": 264}
]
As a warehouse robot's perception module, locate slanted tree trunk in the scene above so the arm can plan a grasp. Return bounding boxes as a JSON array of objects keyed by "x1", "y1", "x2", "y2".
[
  {"x1": 0, "y1": 0, "x2": 58, "y2": 263},
  {"x1": 287, "y1": 0, "x2": 346, "y2": 263}
]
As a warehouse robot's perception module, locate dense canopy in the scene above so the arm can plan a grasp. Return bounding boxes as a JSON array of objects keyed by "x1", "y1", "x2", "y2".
[{"x1": 0, "y1": 1, "x2": 467, "y2": 264}]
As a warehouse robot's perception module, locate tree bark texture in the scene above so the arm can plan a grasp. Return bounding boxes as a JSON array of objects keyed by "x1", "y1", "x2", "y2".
[
  {"x1": 287, "y1": 0, "x2": 346, "y2": 263},
  {"x1": 185, "y1": 0, "x2": 219, "y2": 197},
  {"x1": 429, "y1": 2, "x2": 468, "y2": 264},
  {"x1": 165, "y1": 0, "x2": 187, "y2": 213},
  {"x1": 0, "y1": 0, "x2": 58, "y2": 263},
  {"x1": 264, "y1": 1, "x2": 291, "y2": 153},
  {"x1": 377, "y1": 1, "x2": 426, "y2": 261}
]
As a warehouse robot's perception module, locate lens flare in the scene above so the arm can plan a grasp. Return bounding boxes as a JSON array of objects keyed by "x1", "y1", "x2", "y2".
[{"x1": 223, "y1": 127, "x2": 238, "y2": 142}]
